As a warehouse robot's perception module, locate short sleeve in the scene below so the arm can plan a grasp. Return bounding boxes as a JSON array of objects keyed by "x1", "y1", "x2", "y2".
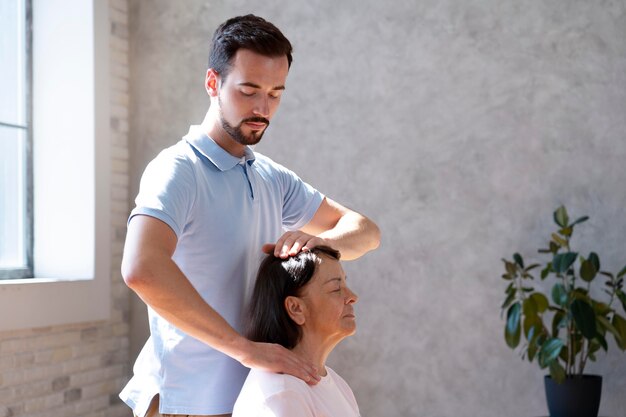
[
  {"x1": 260, "y1": 390, "x2": 316, "y2": 417},
  {"x1": 278, "y1": 166, "x2": 324, "y2": 231},
  {"x1": 129, "y1": 149, "x2": 196, "y2": 237}
]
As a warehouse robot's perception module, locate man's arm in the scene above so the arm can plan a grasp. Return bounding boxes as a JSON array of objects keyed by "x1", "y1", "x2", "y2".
[
  {"x1": 122, "y1": 215, "x2": 321, "y2": 383},
  {"x1": 267, "y1": 197, "x2": 381, "y2": 260}
]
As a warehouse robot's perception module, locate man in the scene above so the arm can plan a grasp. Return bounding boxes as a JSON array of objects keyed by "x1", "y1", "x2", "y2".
[{"x1": 119, "y1": 14, "x2": 380, "y2": 417}]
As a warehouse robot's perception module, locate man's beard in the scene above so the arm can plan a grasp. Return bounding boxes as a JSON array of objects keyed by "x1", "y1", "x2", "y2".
[{"x1": 219, "y1": 98, "x2": 270, "y2": 146}]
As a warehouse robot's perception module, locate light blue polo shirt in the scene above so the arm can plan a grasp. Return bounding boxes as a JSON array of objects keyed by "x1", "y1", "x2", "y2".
[{"x1": 120, "y1": 125, "x2": 324, "y2": 416}]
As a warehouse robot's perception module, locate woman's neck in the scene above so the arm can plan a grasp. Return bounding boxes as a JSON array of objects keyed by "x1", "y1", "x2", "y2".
[{"x1": 291, "y1": 334, "x2": 340, "y2": 377}]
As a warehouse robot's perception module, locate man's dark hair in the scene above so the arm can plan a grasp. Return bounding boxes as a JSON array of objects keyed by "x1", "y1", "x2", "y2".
[
  {"x1": 245, "y1": 246, "x2": 340, "y2": 349},
  {"x1": 209, "y1": 14, "x2": 293, "y2": 80}
]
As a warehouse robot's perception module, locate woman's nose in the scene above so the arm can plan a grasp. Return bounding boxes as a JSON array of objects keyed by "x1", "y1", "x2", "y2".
[{"x1": 345, "y1": 286, "x2": 358, "y2": 304}]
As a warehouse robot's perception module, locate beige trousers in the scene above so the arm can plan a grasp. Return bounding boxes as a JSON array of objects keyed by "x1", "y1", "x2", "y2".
[{"x1": 136, "y1": 395, "x2": 231, "y2": 417}]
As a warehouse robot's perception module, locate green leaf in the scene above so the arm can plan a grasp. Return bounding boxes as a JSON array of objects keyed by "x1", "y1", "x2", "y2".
[
  {"x1": 541, "y1": 264, "x2": 552, "y2": 280},
  {"x1": 530, "y1": 293, "x2": 549, "y2": 313},
  {"x1": 523, "y1": 314, "x2": 542, "y2": 339},
  {"x1": 501, "y1": 288, "x2": 516, "y2": 310},
  {"x1": 525, "y1": 263, "x2": 541, "y2": 273},
  {"x1": 523, "y1": 297, "x2": 537, "y2": 317},
  {"x1": 618, "y1": 265, "x2": 626, "y2": 278},
  {"x1": 539, "y1": 337, "x2": 565, "y2": 368},
  {"x1": 596, "y1": 315, "x2": 621, "y2": 342},
  {"x1": 552, "y1": 311, "x2": 567, "y2": 337},
  {"x1": 580, "y1": 259, "x2": 597, "y2": 282},
  {"x1": 596, "y1": 333, "x2": 608, "y2": 351},
  {"x1": 505, "y1": 303, "x2": 522, "y2": 348},
  {"x1": 559, "y1": 344, "x2": 569, "y2": 363},
  {"x1": 612, "y1": 314, "x2": 626, "y2": 350},
  {"x1": 551, "y1": 283, "x2": 568, "y2": 307},
  {"x1": 549, "y1": 241, "x2": 559, "y2": 254},
  {"x1": 513, "y1": 253, "x2": 524, "y2": 269},
  {"x1": 570, "y1": 216, "x2": 589, "y2": 227},
  {"x1": 552, "y1": 252, "x2": 578, "y2": 274},
  {"x1": 588, "y1": 252, "x2": 600, "y2": 271},
  {"x1": 588, "y1": 339, "x2": 602, "y2": 355},
  {"x1": 571, "y1": 299, "x2": 597, "y2": 339},
  {"x1": 554, "y1": 206, "x2": 569, "y2": 228},
  {"x1": 549, "y1": 360, "x2": 566, "y2": 384},
  {"x1": 504, "y1": 260, "x2": 517, "y2": 276},
  {"x1": 592, "y1": 301, "x2": 611, "y2": 316},
  {"x1": 528, "y1": 338, "x2": 538, "y2": 362},
  {"x1": 617, "y1": 290, "x2": 626, "y2": 313},
  {"x1": 600, "y1": 271, "x2": 615, "y2": 279},
  {"x1": 552, "y1": 233, "x2": 569, "y2": 248},
  {"x1": 559, "y1": 226, "x2": 573, "y2": 237}
]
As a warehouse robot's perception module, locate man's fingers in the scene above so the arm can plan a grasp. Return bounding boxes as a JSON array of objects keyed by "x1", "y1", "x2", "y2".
[
  {"x1": 279, "y1": 233, "x2": 300, "y2": 258},
  {"x1": 261, "y1": 243, "x2": 275, "y2": 254},
  {"x1": 284, "y1": 355, "x2": 320, "y2": 385},
  {"x1": 265, "y1": 232, "x2": 327, "y2": 259},
  {"x1": 244, "y1": 342, "x2": 320, "y2": 385}
]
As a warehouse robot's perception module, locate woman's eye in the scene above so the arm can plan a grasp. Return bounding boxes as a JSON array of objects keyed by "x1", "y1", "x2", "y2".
[{"x1": 241, "y1": 91, "x2": 254, "y2": 97}]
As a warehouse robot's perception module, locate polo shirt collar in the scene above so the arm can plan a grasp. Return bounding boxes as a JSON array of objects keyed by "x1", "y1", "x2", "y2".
[{"x1": 184, "y1": 125, "x2": 256, "y2": 171}]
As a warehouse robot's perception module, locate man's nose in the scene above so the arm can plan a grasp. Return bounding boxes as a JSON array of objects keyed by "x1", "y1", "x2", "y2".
[{"x1": 252, "y1": 96, "x2": 270, "y2": 118}]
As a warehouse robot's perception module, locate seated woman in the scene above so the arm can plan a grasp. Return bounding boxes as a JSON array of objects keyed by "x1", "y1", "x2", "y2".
[{"x1": 232, "y1": 246, "x2": 361, "y2": 417}]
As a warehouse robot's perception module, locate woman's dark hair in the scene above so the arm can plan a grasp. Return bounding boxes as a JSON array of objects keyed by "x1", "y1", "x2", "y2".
[
  {"x1": 245, "y1": 246, "x2": 340, "y2": 349},
  {"x1": 209, "y1": 14, "x2": 293, "y2": 80}
]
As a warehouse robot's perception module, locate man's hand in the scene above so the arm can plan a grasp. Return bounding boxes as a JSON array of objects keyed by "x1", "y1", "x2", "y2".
[
  {"x1": 262, "y1": 231, "x2": 330, "y2": 259},
  {"x1": 238, "y1": 341, "x2": 321, "y2": 385}
]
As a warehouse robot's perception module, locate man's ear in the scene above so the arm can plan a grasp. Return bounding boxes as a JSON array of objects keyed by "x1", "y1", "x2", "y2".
[
  {"x1": 285, "y1": 296, "x2": 306, "y2": 325},
  {"x1": 205, "y1": 68, "x2": 220, "y2": 97}
]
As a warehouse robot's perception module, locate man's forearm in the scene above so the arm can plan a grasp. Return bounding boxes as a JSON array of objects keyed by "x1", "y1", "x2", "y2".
[{"x1": 317, "y1": 211, "x2": 380, "y2": 260}]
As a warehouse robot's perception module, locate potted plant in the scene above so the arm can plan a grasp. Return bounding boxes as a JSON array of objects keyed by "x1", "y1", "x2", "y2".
[{"x1": 501, "y1": 206, "x2": 626, "y2": 417}]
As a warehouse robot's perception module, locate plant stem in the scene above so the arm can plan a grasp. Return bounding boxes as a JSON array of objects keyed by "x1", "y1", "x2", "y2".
[
  {"x1": 578, "y1": 337, "x2": 585, "y2": 375},
  {"x1": 567, "y1": 321, "x2": 573, "y2": 376}
]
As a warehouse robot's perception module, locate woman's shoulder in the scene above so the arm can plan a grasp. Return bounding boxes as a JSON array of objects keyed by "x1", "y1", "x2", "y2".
[
  {"x1": 244, "y1": 369, "x2": 311, "y2": 396},
  {"x1": 233, "y1": 370, "x2": 315, "y2": 417}
]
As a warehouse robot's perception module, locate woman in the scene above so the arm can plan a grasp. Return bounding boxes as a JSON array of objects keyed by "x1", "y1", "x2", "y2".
[{"x1": 232, "y1": 246, "x2": 361, "y2": 417}]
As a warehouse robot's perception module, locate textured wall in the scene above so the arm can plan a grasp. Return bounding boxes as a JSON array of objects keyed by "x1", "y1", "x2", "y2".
[
  {"x1": 128, "y1": 1, "x2": 626, "y2": 416},
  {"x1": 0, "y1": 1, "x2": 131, "y2": 416}
]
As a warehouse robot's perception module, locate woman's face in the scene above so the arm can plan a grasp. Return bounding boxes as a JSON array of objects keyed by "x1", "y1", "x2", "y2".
[{"x1": 298, "y1": 255, "x2": 359, "y2": 342}]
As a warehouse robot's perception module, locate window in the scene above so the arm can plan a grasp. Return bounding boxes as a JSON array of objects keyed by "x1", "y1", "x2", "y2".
[
  {"x1": 0, "y1": 0, "x2": 33, "y2": 279},
  {"x1": 0, "y1": 0, "x2": 111, "y2": 330}
]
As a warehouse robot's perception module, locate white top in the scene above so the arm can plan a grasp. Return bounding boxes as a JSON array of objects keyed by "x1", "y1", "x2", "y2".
[
  {"x1": 233, "y1": 367, "x2": 361, "y2": 417},
  {"x1": 119, "y1": 126, "x2": 323, "y2": 416}
]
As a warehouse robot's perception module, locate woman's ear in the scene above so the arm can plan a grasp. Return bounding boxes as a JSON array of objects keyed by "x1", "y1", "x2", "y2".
[{"x1": 285, "y1": 296, "x2": 306, "y2": 325}]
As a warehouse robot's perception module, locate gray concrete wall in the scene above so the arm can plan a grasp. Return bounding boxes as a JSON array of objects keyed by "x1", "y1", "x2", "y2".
[{"x1": 128, "y1": 1, "x2": 626, "y2": 416}]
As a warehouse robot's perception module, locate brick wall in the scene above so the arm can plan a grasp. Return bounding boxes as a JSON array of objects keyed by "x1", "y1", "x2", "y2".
[{"x1": 0, "y1": 1, "x2": 132, "y2": 416}]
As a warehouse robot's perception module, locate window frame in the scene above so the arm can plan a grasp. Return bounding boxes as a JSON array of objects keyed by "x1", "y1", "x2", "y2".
[
  {"x1": 0, "y1": 0, "x2": 111, "y2": 331},
  {"x1": 0, "y1": 0, "x2": 34, "y2": 280}
]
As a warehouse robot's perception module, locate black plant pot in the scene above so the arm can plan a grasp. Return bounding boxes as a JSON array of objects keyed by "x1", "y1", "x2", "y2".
[{"x1": 544, "y1": 374, "x2": 602, "y2": 417}]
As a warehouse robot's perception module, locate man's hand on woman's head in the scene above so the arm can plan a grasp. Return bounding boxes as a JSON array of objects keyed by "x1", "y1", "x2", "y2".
[{"x1": 262, "y1": 231, "x2": 332, "y2": 259}]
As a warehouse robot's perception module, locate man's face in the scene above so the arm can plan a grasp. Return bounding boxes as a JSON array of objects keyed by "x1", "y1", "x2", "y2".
[{"x1": 216, "y1": 49, "x2": 289, "y2": 146}]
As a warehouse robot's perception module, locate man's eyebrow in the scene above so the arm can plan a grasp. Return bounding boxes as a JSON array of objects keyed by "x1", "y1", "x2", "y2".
[{"x1": 238, "y1": 82, "x2": 285, "y2": 91}]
